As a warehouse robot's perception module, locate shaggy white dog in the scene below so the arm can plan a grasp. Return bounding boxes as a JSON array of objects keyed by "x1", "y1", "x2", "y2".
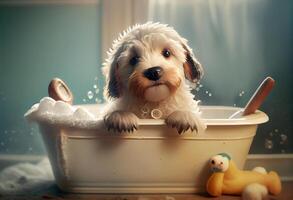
[{"x1": 103, "y1": 22, "x2": 206, "y2": 134}]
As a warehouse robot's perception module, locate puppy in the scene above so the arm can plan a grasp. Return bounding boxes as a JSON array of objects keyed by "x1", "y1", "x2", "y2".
[{"x1": 102, "y1": 22, "x2": 206, "y2": 134}]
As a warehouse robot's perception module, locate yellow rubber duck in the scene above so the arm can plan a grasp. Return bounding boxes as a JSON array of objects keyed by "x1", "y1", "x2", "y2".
[{"x1": 206, "y1": 153, "x2": 282, "y2": 197}]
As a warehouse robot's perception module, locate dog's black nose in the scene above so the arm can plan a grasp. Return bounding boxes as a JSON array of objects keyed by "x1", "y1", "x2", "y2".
[{"x1": 143, "y1": 66, "x2": 163, "y2": 81}]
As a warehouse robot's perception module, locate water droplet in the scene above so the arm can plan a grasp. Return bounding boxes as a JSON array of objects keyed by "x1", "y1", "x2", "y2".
[
  {"x1": 93, "y1": 84, "x2": 97, "y2": 89},
  {"x1": 241, "y1": 91, "x2": 245, "y2": 94},
  {"x1": 95, "y1": 88, "x2": 100, "y2": 94},
  {"x1": 82, "y1": 98, "x2": 86, "y2": 102},
  {"x1": 265, "y1": 139, "x2": 273, "y2": 149},
  {"x1": 205, "y1": 90, "x2": 209, "y2": 94},
  {"x1": 199, "y1": 84, "x2": 203, "y2": 88},
  {"x1": 208, "y1": 93, "x2": 212, "y2": 97},
  {"x1": 239, "y1": 93, "x2": 243, "y2": 97},
  {"x1": 87, "y1": 91, "x2": 94, "y2": 99}
]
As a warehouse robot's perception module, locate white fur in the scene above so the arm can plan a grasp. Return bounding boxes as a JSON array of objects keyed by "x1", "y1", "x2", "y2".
[{"x1": 102, "y1": 22, "x2": 206, "y2": 133}]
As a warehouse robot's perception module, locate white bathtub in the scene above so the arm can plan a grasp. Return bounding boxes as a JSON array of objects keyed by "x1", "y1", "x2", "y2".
[{"x1": 34, "y1": 105, "x2": 268, "y2": 193}]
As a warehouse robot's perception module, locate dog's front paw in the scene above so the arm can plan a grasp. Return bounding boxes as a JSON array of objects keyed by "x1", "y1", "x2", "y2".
[
  {"x1": 165, "y1": 111, "x2": 206, "y2": 134},
  {"x1": 104, "y1": 111, "x2": 139, "y2": 133}
]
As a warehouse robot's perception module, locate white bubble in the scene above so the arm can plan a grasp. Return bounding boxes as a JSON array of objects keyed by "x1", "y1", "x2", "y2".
[
  {"x1": 95, "y1": 98, "x2": 102, "y2": 103},
  {"x1": 87, "y1": 91, "x2": 94, "y2": 99},
  {"x1": 265, "y1": 139, "x2": 273, "y2": 149},
  {"x1": 199, "y1": 84, "x2": 203, "y2": 88},
  {"x1": 195, "y1": 88, "x2": 200, "y2": 91},
  {"x1": 73, "y1": 108, "x2": 95, "y2": 120},
  {"x1": 82, "y1": 98, "x2": 86, "y2": 102},
  {"x1": 205, "y1": 90, "x2": 209, "y2": 94},
  {"x1": 93, "y1": 84, "x2": 97, "y2": 89},
  {"x1": 280, "y1": 134, "x2": 287, "y2": 142},
  {"x1": 239, "y1": 93, "x2": 243, "y2": 97},
  {"x1": 274, "y1": 129, "x2": 279, "y2": 133},
  {"x1": 208, "y1": 93, "x2": 212, "y2": 97},
  {"x1": 53, "y1": 101, "x2": 73, "y2": 115}
]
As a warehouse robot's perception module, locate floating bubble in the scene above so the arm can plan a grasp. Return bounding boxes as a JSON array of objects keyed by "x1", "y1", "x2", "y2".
[
  {"x1": 95, "y1": 98, "x2": 102, "y2": 103},
  {"x1": 87, "y1": 91, "x2": 94, "y2": 99},
  {"x1": 280, "y1": 134, "x2": 287, "y2": 142},
  {"x1": 205, "y1": 90, "x2": 209, "y2": 94},
  {"x1": 195, "y1": 88, "x2": 200, "y2": 91},
  {"x1": 208, "y1": 93, "x2": 212, "y2": 97},
  {"x1": 199, "y1": 84, "x2": 203, "y2": 88},
  {"x1": 265, "y1": 139, "x2": 273, "y2": 149},
  {"x1": 274, "y1": 129, "x2": 279, "y2": 133},
  {"x1": 95, "y1": 88, "x2": 100, "y2": 94},
  {"x1": 93, "y1": 84, "x2": 98, "y2": 89},
  {"x1": 82, "y1": 98, "x2": 86, "y2": 102}
]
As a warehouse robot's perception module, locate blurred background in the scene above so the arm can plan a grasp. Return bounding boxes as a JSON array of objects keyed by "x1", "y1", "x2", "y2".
[{"x1": 0, "y1": 0, "x2": 292, "y2": 158}]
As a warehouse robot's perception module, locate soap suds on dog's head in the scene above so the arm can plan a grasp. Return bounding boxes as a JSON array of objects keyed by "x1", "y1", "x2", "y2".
[{"x1": 25, "y1": 97, "x2": 102, "y2": 129}]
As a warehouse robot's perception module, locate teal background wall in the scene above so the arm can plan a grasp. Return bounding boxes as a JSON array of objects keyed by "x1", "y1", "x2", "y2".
[
  {"x1": 0, "y1": 4, "x2": 103, "y2": 155},
  {"x1": 149, "y1": 0, "x2": 293, "y2": 153},
  {"x1": 0, "y1": 1, "x2": 292, "y2": 155}
]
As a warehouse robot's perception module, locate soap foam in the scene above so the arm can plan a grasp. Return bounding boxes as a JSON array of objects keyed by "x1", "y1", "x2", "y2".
[{"x1": 25, "y1": 97, "x2": 102, "y2": 129}]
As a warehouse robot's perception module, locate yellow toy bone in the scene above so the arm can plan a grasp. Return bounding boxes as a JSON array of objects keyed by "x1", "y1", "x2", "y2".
[{"x1": 206, "y1": 153, "x2": 282, "y2": 197}]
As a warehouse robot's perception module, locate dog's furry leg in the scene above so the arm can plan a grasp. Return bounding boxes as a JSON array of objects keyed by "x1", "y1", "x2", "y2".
[
  {"x1": 165, "y1": 110, "x2": 206, "y2": 134},
  {"x1": 104, "y1": 111, "x2": 139, "y2": 132}
]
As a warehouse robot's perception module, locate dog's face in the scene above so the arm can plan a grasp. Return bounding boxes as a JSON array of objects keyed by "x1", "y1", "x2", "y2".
[{"x1": 103, "y1": 23, "x2": 204, "y2": 102}]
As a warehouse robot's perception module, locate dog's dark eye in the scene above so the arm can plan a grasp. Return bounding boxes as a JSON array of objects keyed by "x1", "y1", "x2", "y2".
[
  {"x1": 129, "y1": 56, "x2": 140, "y2": 66},
  {"x1": 162, "y1": 49, "x2": 171, "y2": 58}
]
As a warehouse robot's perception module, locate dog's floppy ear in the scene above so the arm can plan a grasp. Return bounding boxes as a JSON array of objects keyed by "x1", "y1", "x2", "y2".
[
  {"x1": 181, "y1": 42, "x2": 204, "y2": 83},
  {"x1": 103, "y1": 61, "x2": 122, "y2": 99}
]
